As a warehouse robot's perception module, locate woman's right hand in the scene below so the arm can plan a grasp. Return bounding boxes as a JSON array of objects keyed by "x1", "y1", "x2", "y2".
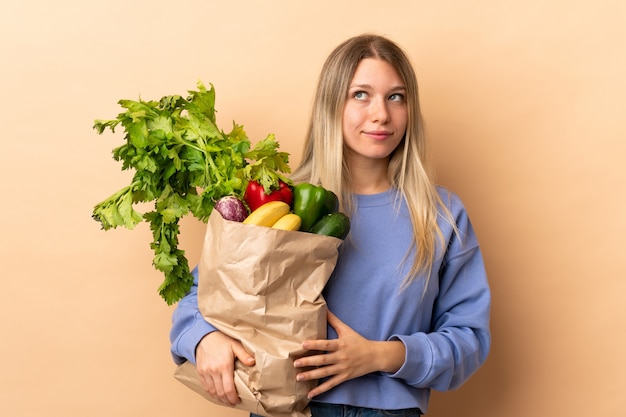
[{"x1": 195, "y1": 331, "x2": 256, "y2": 406}]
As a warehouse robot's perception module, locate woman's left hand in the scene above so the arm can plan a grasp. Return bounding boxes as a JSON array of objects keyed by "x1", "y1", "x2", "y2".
[{"x1": 293, "y1": 310, "x2": 405, "y2": 399}]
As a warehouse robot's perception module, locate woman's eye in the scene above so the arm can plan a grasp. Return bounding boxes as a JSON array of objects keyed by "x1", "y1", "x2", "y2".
[
  {"x1": 353, "y1": 91, "x2": 368, "y2": 100},
  {"x1": 389, "y1": 93, "x2": 404, "y2": 102}
]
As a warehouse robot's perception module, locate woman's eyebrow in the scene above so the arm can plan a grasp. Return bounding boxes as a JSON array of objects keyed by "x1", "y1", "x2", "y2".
[
  {"x1": 348, "y1": 83, "x2": 373, "y2": 90},
  {"x1": 348, "y1": 84, "x2": 406, "y2": 91}
]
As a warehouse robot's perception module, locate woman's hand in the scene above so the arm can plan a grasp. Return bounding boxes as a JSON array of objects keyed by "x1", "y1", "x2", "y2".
[
  {"x1": 293, "y1": 311, "x2": 406, "y2": 399},
  {"x1": 195, "y1": 331, "x2": 255, "y2": 406}
]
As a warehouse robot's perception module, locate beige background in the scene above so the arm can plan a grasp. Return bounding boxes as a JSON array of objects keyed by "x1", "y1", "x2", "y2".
[{"x1": 1, "y1": 0, "x2": 624, "y2": 416}]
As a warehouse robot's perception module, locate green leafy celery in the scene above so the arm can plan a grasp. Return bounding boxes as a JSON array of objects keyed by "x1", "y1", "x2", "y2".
[{"x1": 92, "y1": 82, "x2": 291, "y2": 304}]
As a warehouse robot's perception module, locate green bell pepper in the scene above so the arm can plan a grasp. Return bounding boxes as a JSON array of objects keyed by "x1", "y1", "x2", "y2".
[{"x1": 292, "y1": 183, "x2": 339, "y2": 232}]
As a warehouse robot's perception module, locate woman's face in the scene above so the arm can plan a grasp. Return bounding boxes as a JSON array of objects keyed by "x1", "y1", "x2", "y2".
[{"x1": 342, "y1": 58, "x2": 408, "y2": 165}]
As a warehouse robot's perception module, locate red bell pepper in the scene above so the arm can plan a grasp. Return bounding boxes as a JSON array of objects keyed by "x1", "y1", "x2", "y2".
[{"x1": 244, "y1": 180, "x2": 293, "y2": 212}]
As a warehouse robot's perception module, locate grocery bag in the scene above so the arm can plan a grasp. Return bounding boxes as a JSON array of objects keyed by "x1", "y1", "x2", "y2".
[{"x1": 174, "y1": 209, "x2": 343, "y2": 417}]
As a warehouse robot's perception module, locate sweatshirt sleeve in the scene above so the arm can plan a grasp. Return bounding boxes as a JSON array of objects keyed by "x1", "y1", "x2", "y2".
[
  {"x1": 169, "y1": 266, "x2": 218, "y2": 365},
  {"x1": 387, "y1": 201, "x2": 491, "y2": 391}
]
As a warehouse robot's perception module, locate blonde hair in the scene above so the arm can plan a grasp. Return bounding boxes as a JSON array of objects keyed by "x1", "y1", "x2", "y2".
[{"x1": 291, "y1": 34, "x2": 455, "y2": 286}]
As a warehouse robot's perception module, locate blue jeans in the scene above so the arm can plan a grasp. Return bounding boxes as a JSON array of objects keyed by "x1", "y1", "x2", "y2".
[{"x1": 250, "y1": 402, "x2": 422, "y2": 417}]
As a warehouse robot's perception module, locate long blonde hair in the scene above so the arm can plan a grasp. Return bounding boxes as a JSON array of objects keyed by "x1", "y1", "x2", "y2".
[{"x1": 291, "y1": 34, "x2": 455, "y2": 285}]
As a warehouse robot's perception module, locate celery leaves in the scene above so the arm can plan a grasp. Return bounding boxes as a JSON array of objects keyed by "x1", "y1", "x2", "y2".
[{"x1": 92, "y1": 82, "x2": 291, "y2": 304}]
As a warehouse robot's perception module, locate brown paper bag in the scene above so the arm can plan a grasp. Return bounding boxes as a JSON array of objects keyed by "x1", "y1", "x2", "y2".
[{"x1": 174, "y1": 209, "x2": 342, "y2": 417}]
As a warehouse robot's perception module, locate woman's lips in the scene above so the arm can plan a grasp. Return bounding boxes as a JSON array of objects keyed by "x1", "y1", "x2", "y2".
[{"x1": 364, "y1": 130, "x2": 392, "y2": 140}]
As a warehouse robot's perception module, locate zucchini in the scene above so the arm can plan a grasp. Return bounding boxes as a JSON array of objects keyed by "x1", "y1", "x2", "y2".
[{"x1": 309, "y1": 212, "x2": 350, "y2": 240}]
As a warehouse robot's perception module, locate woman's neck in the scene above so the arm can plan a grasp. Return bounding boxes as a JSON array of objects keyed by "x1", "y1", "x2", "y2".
[{"x1": 347, "y1": 156, "x2": 391, "y2": 195}]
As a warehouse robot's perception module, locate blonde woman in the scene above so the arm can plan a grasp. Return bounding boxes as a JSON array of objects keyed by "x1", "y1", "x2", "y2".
[{"x1": 171, "y1": 34, "x2": 491, "y2": 417}]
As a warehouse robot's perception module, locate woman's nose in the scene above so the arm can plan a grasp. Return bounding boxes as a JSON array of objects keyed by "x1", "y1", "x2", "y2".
[{"x1": 370, "y1": 97, "x2": 390, "y2": 123}]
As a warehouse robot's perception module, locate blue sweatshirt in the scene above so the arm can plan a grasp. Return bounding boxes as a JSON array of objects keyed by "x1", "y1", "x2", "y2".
[{"x1": 170, "y1": 187, "x2": 491, "y2": 414}]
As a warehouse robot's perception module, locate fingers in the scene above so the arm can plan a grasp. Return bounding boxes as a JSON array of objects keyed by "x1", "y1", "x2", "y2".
[
  {"x1": 296, "y1": 360, "x2": 340, "y2": 381},
  {"x1": 195, "y1": 332, "x2": 255, "y2": 407},
  {"x1": 327, "y1": 311, "x2": 351, "y2": 336},
  {"x1": 326, "y1": 310, "x2": 340, "y2": 326},
  {"x1": 307, "y1": 375, "x2": 342, "y2": 399},
  {"x1": 197, "y1": 358, "x2": 241, "y2": 406},
  {"x1": 294, "y1": 314, "x2": 375, "y2": 399},
  {"x1": 295, "y1": 358, "x2": 346, "y2": 400},
  {"x1": 294, "y1": 341, "x2": 341, "y2": 384},
  {"x1": 232, "y1": 343, "x2": 256, "y2": 367}
]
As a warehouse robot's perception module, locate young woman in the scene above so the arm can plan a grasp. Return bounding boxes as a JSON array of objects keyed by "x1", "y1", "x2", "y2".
[{"x1": 170, "y1": 34, "x2": 491, "y2": 417}]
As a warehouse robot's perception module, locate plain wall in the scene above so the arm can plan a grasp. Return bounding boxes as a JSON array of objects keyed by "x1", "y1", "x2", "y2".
[{"x1": 1, "y1": 1, "x2": 624, "y2": 416}]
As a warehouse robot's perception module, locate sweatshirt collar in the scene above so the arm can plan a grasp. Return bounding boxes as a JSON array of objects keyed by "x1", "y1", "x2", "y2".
[{"x1": 353, "y1": 188, "x2": 400, "y2": 207}]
